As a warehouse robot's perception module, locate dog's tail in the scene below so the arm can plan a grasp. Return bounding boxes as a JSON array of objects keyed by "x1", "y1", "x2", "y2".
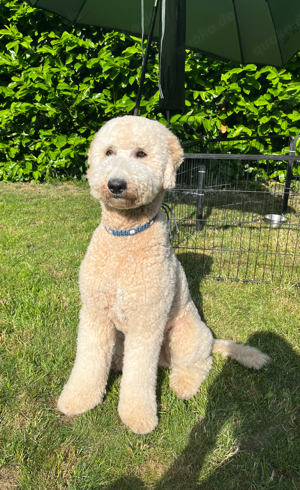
[{"x1": 212, "y1": 339, "x2": 270, "y2": 370}]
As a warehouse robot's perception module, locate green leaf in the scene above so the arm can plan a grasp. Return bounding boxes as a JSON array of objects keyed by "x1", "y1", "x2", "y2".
[
  {"x1": 259, "y1": 116, "x2": 270, "y2": 124},
  {"x1": 57, "y1": 82, "x2": 71, "y2": 90},
  {"x1": 32, "y1": 170, "x2": 41, "y2": 179},
  {"x1": 54, "y1": 135, "x2": 67, "y2": 149},
  {"x1": 254, "y1": 96, "x2": 269, "y2": 106}
]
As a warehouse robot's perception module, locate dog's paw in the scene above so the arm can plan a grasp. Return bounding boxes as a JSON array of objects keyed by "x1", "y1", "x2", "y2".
[
  {"x1": 118, "y1": 403, "x2": 158, "y2": 434},
  {"x1": 170, "y1": 357, "x2": 213, "y2": 400},
  {"x1": 57, "y1": 386, "x2": 103, "y2": 417}
]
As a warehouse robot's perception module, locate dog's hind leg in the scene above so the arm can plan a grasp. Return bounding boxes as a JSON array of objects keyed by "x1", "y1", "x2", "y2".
[{"x1": 168, "y1": 302, "x2": 214, "y2": 400}]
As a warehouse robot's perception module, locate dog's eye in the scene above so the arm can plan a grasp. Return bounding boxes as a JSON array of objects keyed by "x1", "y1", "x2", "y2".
[
  {"x1": 106, "y1": 149, "x2": 114, "y2": 156},
  {"x1": 136, "y1": 150, "x2": 147, "y2": 158}
]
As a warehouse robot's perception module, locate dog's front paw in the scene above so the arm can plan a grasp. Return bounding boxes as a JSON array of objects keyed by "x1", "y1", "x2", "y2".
[
  {"x1": 118, "y1": 402, "x2": 158, "y2": 434},
  {"x1": 170, "y1": 357, "x2": 213, "y2": 400},
  {"x1": 57, "y1": 385, "x2": 103, "y2": 417}
]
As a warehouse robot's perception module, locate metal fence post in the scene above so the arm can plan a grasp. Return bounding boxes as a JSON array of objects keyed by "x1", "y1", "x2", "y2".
[
  {"x1": 196, "y1": 162, "x2": 206, "y2": 231},
  {"x1": 282, "y1": 136, "x2": 300, "y2": 214}
]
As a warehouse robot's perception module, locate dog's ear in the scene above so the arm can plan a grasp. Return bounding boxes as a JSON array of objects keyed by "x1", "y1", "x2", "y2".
[
  {"x1": 163, "y1": 130, "x2": 184, "y2": 189},
  {"x1": 86, "y1": 138, "x2": 95, "y2": 179}
]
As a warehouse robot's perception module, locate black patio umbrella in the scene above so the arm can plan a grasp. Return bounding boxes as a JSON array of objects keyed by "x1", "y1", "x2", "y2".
[{"x1": 25, "y1": 0, "x2": 300, "y2": 114}]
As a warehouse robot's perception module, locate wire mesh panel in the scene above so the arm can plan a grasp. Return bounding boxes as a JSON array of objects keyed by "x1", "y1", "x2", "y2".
[{"x1": 165, "y1": 153, "x2": 300, "y2": 285}]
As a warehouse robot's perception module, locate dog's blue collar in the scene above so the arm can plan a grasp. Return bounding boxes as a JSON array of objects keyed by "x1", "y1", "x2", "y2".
[
  {"x1": 104, "y1": 213, "x2": 159, "y2": 237},
  {"x1": 104, "y1": 203, "x2": 179, "y2": 238}
]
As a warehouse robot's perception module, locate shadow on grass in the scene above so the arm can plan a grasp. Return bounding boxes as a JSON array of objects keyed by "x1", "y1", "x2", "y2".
[
  {"x1": 156, "y1": 331, "x2": 300, "y2": 490},
  {"x1": 105, "y1": 331, "x2": 300, "y2": 490},
  {"x1": 103, "y1": 253, "x2": 300, "y2": 489},
  {"x1": 176, "y1": 251, "x2": 213, "y2": 323}
]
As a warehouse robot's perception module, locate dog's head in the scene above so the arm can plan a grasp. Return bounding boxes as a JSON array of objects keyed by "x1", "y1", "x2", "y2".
[{"x1": 87, "y1": 116, "x2": 183, "y2": 209}]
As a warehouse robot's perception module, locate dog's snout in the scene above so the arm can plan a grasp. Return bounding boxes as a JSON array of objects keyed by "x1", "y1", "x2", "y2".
[{"x1": 108, "y1": 178, "x2": 127, "y2": 195}]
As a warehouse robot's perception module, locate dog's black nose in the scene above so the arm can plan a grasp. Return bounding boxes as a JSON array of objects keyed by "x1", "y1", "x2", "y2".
[{"x1": 107, "y1": 178, "x2": 127, "y2": 195}]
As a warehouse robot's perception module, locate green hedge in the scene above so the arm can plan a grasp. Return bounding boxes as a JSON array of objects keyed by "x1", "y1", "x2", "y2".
[{"x1": 1, "y1": 0, "x2": 300, "y2": 181}]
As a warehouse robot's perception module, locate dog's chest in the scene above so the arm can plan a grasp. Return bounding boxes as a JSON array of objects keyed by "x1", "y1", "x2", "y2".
[
  {"x1": 81, "y1": 230, "x2": 176, "y2": 329},
  {"x1": 113, "y1": 286, "x2": 130, "y2": 324}
]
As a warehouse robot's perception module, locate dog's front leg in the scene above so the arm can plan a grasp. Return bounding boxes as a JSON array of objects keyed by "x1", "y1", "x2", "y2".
[
  {"x1": 57, "y1": 306, "x2": 115, "y2": 417},
  {"x1": 118, "y1": 328, "x2": 163, "y2": 434}
]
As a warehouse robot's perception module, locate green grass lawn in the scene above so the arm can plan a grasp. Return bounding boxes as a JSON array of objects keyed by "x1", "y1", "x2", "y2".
[{"x1": 1, "y1": 182, "x2": 300, "y2": 489}]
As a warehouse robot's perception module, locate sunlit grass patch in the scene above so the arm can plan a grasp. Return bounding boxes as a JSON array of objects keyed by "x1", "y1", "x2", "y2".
[{"x1": 1, "y1": 182, "x2": 299, "y2": 489}]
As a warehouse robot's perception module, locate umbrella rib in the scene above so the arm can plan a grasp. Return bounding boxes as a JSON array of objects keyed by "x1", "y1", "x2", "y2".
[
  {"x1": 75, "y1": 0, "x2": 88, "y2": 23},
  {"x1": 264, "y1": 0, "x2": 284, "y2": 66},
  {"x1": 232, "y1": 0, "x2": 244, "y2": 64}
]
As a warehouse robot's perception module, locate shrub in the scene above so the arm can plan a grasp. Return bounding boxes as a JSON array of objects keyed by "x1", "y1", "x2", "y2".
[
  {"x1": 1, "y1": 0, "x2": 300, "y2": 181},
  {"x1": 0, "y1": 0, "x2": 159, "y2": 181}
]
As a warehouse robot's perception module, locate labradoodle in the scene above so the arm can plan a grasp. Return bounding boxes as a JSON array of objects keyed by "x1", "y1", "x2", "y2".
[{"x1": 57, "y1": 116, "x2": 269, "y2": 434}]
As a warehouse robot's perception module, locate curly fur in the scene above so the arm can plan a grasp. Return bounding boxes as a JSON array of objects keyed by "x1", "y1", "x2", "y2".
[{"x1": 57, "y1": 116, "x2": 270, "y2": 434}]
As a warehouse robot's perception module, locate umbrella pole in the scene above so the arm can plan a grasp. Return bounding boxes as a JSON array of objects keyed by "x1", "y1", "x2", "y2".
[{"x1": 133, "y1": 0, "x2": 159, "y2": 116}]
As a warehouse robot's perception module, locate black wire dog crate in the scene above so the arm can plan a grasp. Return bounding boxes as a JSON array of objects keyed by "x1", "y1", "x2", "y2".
[{"x1": 165, "y1": 135, "x2": 300, "y2": 285}]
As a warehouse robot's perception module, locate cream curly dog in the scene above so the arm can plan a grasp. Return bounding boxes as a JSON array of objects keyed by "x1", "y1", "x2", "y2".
[{"x1": 57, "y1": 116, "x2": 269, "y2": 434}]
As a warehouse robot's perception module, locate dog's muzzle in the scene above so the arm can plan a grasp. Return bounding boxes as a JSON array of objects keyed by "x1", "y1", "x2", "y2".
[{"x1": 107, "y1": 178, "x2": 127, "y2": 195}]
